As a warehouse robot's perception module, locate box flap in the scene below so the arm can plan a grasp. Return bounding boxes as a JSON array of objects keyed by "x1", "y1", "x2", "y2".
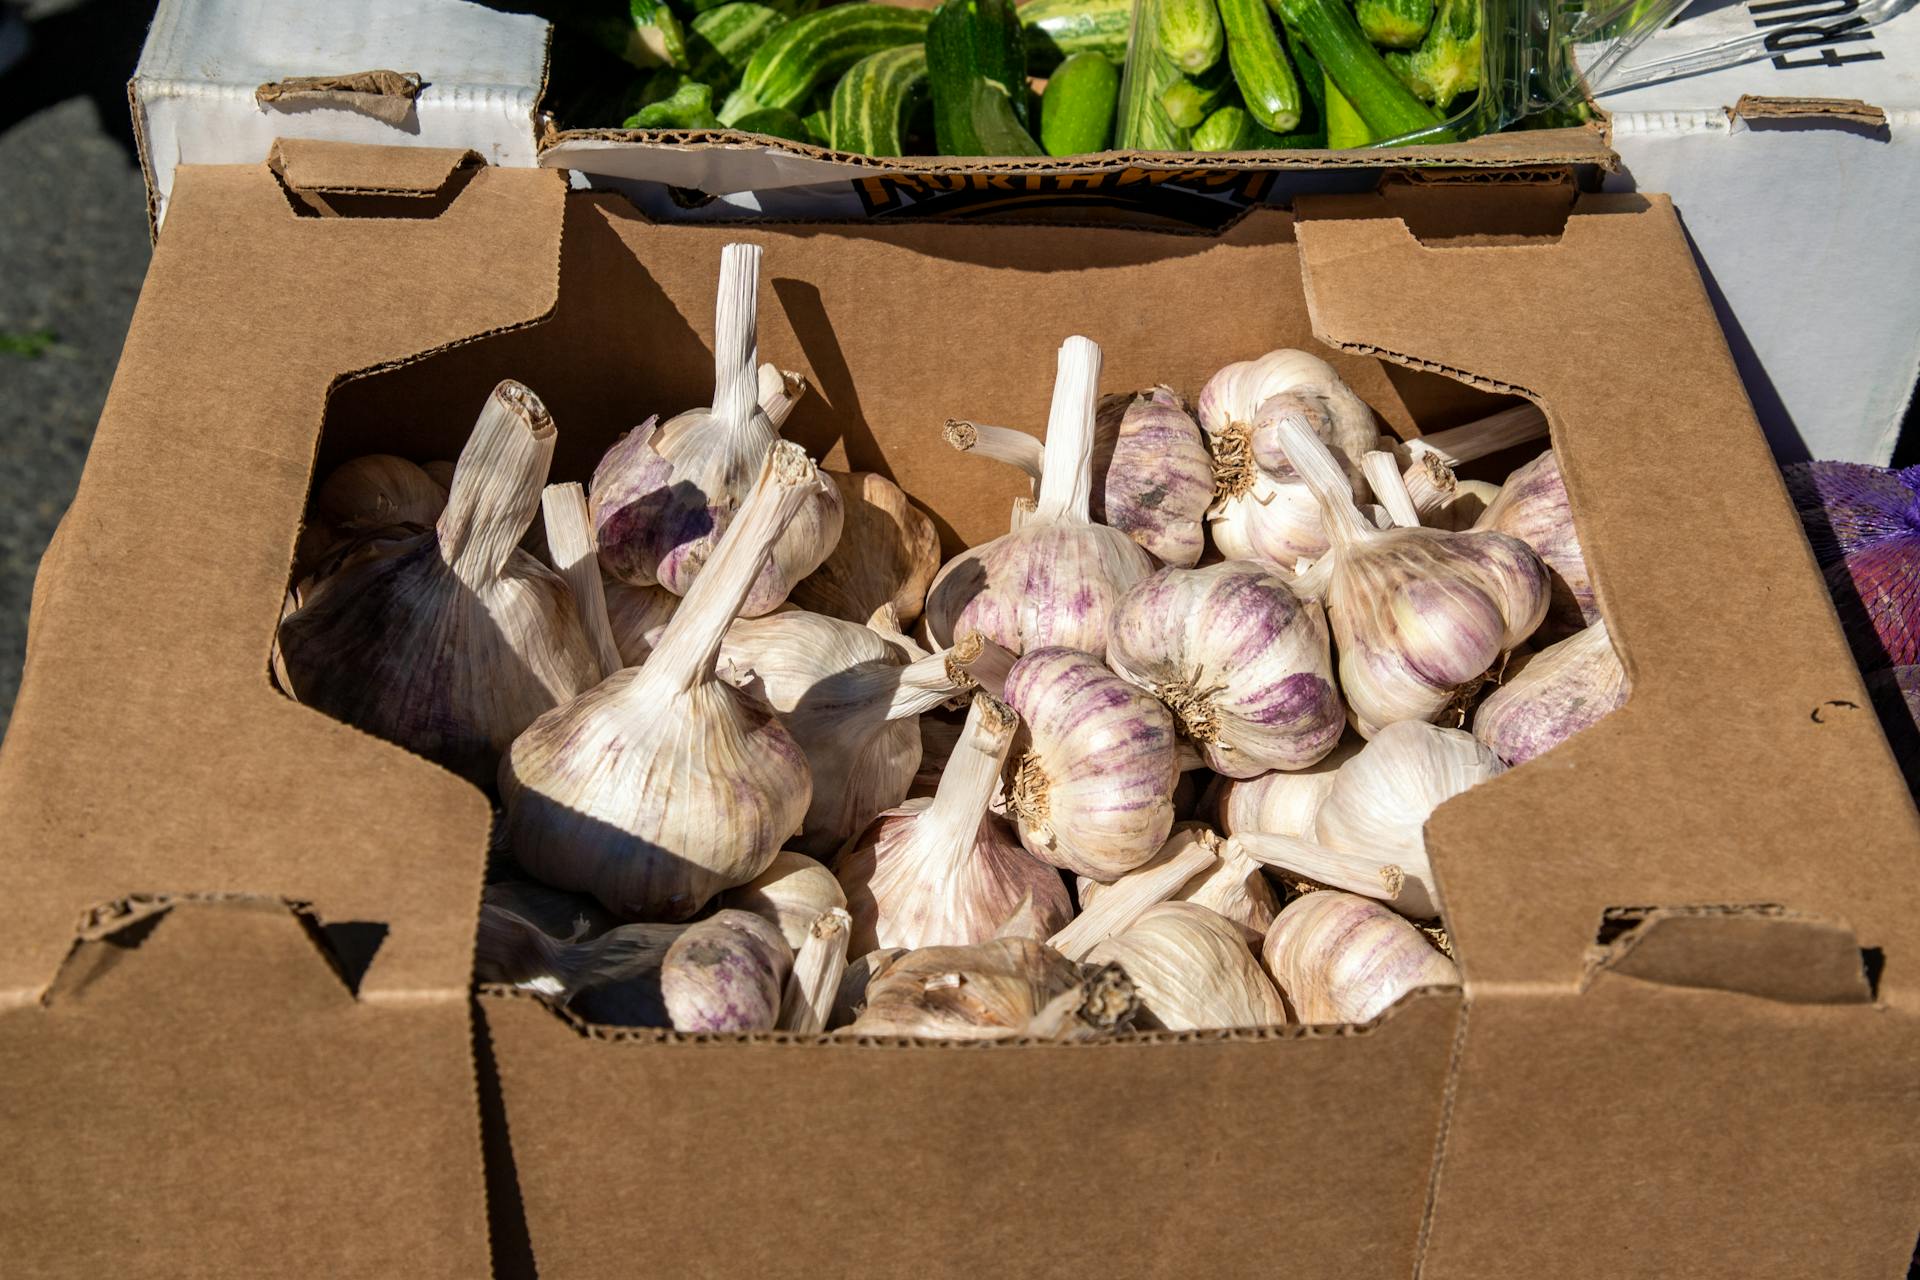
[
  {"x1": 1292, "y1": 186, "x2": 1920, "y2": 999},
  {"x1": 0, "y1": 150, "x2": 569, "y2": 1001},
  {"x1": 268, "y1": 138, "x2": 474, "y2": 195}
]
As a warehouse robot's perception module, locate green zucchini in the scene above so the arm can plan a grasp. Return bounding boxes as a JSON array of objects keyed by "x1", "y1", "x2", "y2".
[
  {"x1": 1274, "y1": 0, "x2": 1443, "y2": 140},
  {"x1": 1281, "y1": 20, "x2": 1327, "y2": 144},
  {"x1": 569, "y1": 0, "x2": 690, "y2": 69},
  {"x1": 1156, "y1": 0, "x2": 1224, "y2": 73},
  {"x1": 721, "y1": 3, "x2": 932, "y2": 122},
  {"x1": 1219, "y1": 0, "x2": 1300, "y2": 133},
  {"x1": 1019, "y1": 0, "x2": 1132, "y2": 73},
  {"x1": 1356, "y1": 0, "x2": 1432, "y2": 48},
  {"x1": 1382, "y1": 48, "x2": 1421, "y2": 96},
  {"x1": 624, "y1": 79, "x2": 723, "y2": 128},
  {"x1": 965, "y1": 78, "x2": 1044, "y2": 153},
  {"x1": 732, "y1": 106, "x2": 817, "y2": 141},
  {"x1": 1190, "y1": 103, "x2": 1280, "y2": 149},
  {"x1": 1408, "y1": 0, "x2": 1481, "y2": 106},
  {"x1": 1039, "y1": 51, "x2": 1118, "y2": 154},
  {"x1": 1158, "y1": 57, "x2": 1232, "y2": 128},
  {"x1": 686, "y1": 4, "x2": 790, "y2": 89},
  {"x1": 928, "y1": 0, "x2": 1034, "y2": 154},
  {"x1": 829, "y1": 44, "x2": 930, "y2": 155},
  {"x1": 1115, "y1": 48, "x2": 1189, "y2": 149},
  {"x1": 1324, "y1": 71, "x2": 1373, "y2": 147}
]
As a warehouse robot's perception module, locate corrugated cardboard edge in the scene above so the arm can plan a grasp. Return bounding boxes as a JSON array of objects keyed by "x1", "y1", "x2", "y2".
[
  {"x1": 267, "y1": 137, "x2": 478, "y2": 196},
  {"x1": 1730, "y1": 94, "x2": 1888, "y2": 128}
]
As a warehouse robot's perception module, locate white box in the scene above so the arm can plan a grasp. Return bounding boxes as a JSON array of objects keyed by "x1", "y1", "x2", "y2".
[
  {"x1": 1596, "y1": 2, "x2": 1920, "y2": 464},
  {"x1": 130, "y1": 0, "x2": 547, "y2": 231}
]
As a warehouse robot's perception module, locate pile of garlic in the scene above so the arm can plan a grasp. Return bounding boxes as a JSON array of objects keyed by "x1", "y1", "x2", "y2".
[{"x1": 283, "y1": 242, "x2": 1632, "y2": 1040}]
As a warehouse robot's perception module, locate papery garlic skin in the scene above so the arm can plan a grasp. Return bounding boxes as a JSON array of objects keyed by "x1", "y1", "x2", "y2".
[
  {"x1": 835, "y1": 695, "x2": 1072, "y2": 955},
  {"x1": 661, "y1": 910, "x2": 793, "y2": 1032},
  {"x1": 1262, "y1": 890, "x2": 1458, "y2": 1025},
  {"x1": 1474, "y1": 448, "x2": 1594, "y2": 639},
  {"x1": 483, "y1": 880, "x2": 620, "y2": 944},
  {"x1": 1108, "y1": 561, "x2": 1343, "y2": 777},
  {"x1": 1085, "y1": 902, "x2": 1289, "y2": 1031},
  {"x1": 1003, "y1": 647, "x2": 1178, "y2": 881},
  {"x1": 719, "y1": 850, "x2": 848, "y2": 954},
  {"x1": 1312, "y1": 719, "x2": 1504, "y2": 884},
  {"x1": 1080, "y1": 830, "x2": 1280, "y2": 945},
  {"x1": 604, "y1": 578, "x2": 680, "y2": 668},
  {"x1": 1216, "y1": 738, "x2": 1360, "y2": 838},
  {"x1": 477, "y1": 903, "x2": 681, "y2": 1026},
  {"x1": 1472, "y1": 620, "x2": 1629, "y2": 765},
  {"x1": 591, "y1": 244, "x2": 843, "y2": 617},
  {"x1": 790, "y1": 470, "x2": 941, "y2": 628},
  {"x1": 848, "y1": 938, "x2": 1136, "y2": 1041},
  {"x1": 1092, "y1": 387, "x2": 1213, "y2": 569},
  {"x1": 832, "y1": 947, "x2": 907, "y2": 1029},
  {"x1": 1199, "y1": 350, "x2": 1378, "y2": 463}
]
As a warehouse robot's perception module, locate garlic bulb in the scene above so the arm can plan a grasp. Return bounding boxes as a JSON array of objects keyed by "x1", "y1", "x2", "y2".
[
  {"x1": 1107, "y1": 561, "x2": 1343, "y2": 777},
  {"x1": 311, "y1": 453, "x2": 446, "y2": 544},
  {"x1": 604, "y1": 577, "x2": 680, "y2": 667},
  {"x1": 847, "y1": 938, "x2": 1137, "y2": 1041},
  {"x1": 718, "y1": 609, "x2": 972, "y2": 856},
  {"x1": 1273, "y1": 411, "x2": 1549, "y2": 737},
  {"x1": 832, "y1": 947, "x2": 907, "y2": 1029},
  {"x1": 1085, "y1": 902, "x2": 1289, "y2": 1031},
  {"x1": 994, "y1": 892, "x2": 1055, "y2": 942},
  {"x1": 910, "y1": 711, "x2": 965, "y2": 799},
  {"x1": 719, "y1": 850, "x2": 848, "y2": 953},
  {"x1": 835, "y1": 694, "x2": 1073, "y2": 954},
  {"x1": 1215, "y1": 737, "x2": 1360, "y2": 838},
  {"x1": 1473, "y1": 619, "x2": 1629, "y2": 765},
  {"x1": 1050, "y1": 825, "x2": 1220, "y2": 960},
  {"x1": 779, "y1": 907, "x2": 852, "y2": 1033},
  {"x1": 591, "y1": 243, "x2": 843, "y2": 617},
  {"x1": 501, "y1": 443, "x2": 821, "y2": 921},
  {"x1": 1078, "y1": 829, "x2": 1279, "y2": 945},
  {"x1": 660, "y1": 910, "x2": 793, "y2": 1032},
  {"x1": 475, "y1": 902, "x2": 680, "y2": 1026},
  {"x1": 278, "y1": 381, "x2": 600, "y2": 785},
  {"x1": 923, "y1": 336, "x2": 1154, "y2": 659},
  {"x1": 789, "y1": 470, "x2": 941, "y2": 628},
  {"x1": 1474, "y1": 448, "x2": 1594, "y2": 639},
  {"x1": 482, "y1": 879, "x2": 619, "y2": 943},
  {"x1": 1262, "y1": 890, "x2": 1459, "y2": 1025},
  {"x1": 1003, "y1": 646, "x2": 1178, "y2": 881}
]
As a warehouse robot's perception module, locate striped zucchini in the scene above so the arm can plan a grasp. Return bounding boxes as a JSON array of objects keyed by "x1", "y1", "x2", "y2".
[
  {"x1": 687, "y1": 4, "x2": 790, "y2": 89},
  {"x1": 829, "y1": 44, "x2": 930, "y2": 156},
  {"x1": 1019, "y1": 0, "x2": 1131, "y2": 72},
  {"x1": 1356, "y1": 0, "x2": 1434, "y2": 48},
  {"x1": 732, "y1": 107, "x2": 817, "y2": 141},
  {"x1": 1156, "y1": 0, "x2": 1224, "y2": 73},
  {"x1": 1158, "y1": 57, "x2": 1232, "y2": 127},
  {"x1": 1116, "y1": 48, "x2": 1189, "y2": 149},
  {"x1": 720, "y1": 4, "x2": 932, "y2": 123},
  {"x1": 1219, "y1": 0, "x2": 1300, "y2": 133}
]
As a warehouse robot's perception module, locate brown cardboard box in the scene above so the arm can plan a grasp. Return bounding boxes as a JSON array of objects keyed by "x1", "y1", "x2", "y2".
[{"x1": 2, "y1": 141, "x2": 1916, "y2": 1278}]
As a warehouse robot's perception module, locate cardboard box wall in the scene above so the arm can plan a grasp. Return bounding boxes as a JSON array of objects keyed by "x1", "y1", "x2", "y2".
[{"x1": 2, "y1": 142, "x2": 1918, "y2": 1276}]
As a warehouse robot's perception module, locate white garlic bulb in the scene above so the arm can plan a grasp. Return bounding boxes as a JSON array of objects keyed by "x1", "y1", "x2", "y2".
[
  {"x1": 278, "y1": 381, "x2": 600, "y2": 786},
  {"x1": 1272, "y1": 411, "x2": 1550, "y2": 737},
  {"x1": 1215, "y1": 737, "x2": 1361, "y2": 838},
  {"x1": 1085, "y1": 902, "x2": 1289, "y2": 1031},
  {"x1": 1002, "y1": 646, "x2": 1178, "y2": 881},
  {"x1": 501, "y1": 443, "x2": 822, "y2": 921},
  {"x1": 1473, "y1": 619, "x2": 1629, "y2": 765},
  {"x1": 1107, "y1": 561, "x2": 1344, "y2": 777},
  {"x1": 1474, "y1": 448, "x2": 1595, "y2": 640},
  {"x1": 591, "y1": 243, "x2": 843, "y2": 617},
  {"x1": 309, "y1": 453, "x2": 446, "y2": 552},
  {"x1": 993, "y1": 892, "x2": 1055, "y2": 942},
  {"x1": 835, "y1": 694, "x2": 1072, "y2": 955},
  {"x1": 661, "y1": 910, "x2": 793, "y2": 1032},
  {"x1": 1051, "y1": 825, "x2": 1221, "y2": 960},
  {"x1": 847, "y1": 938, "x2": 1137, "y2": 1041},
  {"x1": 1262, "y1": 890, "x2": 1459, "y2": 1024},
  {"x1": 923, "y1": 336, "x2": 1154, "y2": 660},
  {"x1": 719, "y1": 850, "x2": 848, "y2": 954},
  {"x1": 604, "y1": 577, "x2": 680, "y2": 667},
  {"x1": 1078, "y1": 829, "x2": 1279, "y2": 945},
  {"x1": 789, "y1": 470, "x2": 942, "y2": 628}
]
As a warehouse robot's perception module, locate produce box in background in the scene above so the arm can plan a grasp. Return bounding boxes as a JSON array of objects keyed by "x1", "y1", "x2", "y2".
[{"x1": 4, "y1": 141, "x2": 1917, "y2": 1277}]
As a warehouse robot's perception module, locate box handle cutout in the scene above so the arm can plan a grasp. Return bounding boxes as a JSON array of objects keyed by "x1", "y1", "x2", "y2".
[
  {"x1": 1586, "y1": 905, "x2": 1877, "y2": 1004},
  {"x1": 266, "y1": 139, "x2": 481, "y2": 219}
]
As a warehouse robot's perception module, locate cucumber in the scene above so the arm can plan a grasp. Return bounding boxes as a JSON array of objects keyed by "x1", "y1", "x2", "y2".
[
  {"x1": 1156, "y1": 0, "x2": 1224, "y2": 73},
  {"x1": 721, "y1": 4, "x2": 932, "y2": 123},
  {"x1": 1324, "y1": 71, "x2": 1374, "y2": 147},
  {"x1": 1219, "y1": 0, "x2": 1300, "y2": 133},
  {"x1": 1157, "y1": 57, "x2": 1231, "y2": 128},
  {"x1": 1190, "y1": 103, "x2": 1280, "y2": 149},
  {"x1": 1019, "y1": 0, "x2": 1132, "y2": 73},
  {"x1": 686, "y1": 4, "x2": 789, "y2": 89},
  {"x1": 1356, "y1": 0, "x2": 1433, "y2": 48},
  {"x1": 1115, "y1": 47, "x2": 1189, "y2": 149},
  {"x1": 928, "y1": 0, "x2": 1034, "y2": 154},
  {"x1": 732, "y1": 106, "x2": 817, "y2": 141},
  {"x1": 829, "y1": 44, "x2": 930, "y2": 156},
  {"x1": 1275, "y1": 0, "x2": 1443, "y2": 140},
  {"x1": 1040, "y1": 51, "x2": 1119, "y2": 154},
  {"x1": 624, "y1": 79, "x2": 723, "y2": 128}
]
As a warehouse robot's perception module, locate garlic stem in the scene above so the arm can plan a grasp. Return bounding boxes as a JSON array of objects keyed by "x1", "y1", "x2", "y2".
[
  {"x1": 944, "y1": 419, "x2": 1045, "y2": 481},
  {"x1": 712, "y1": 243, "x2": 763, "y2": 437},
  {"x1": 1030, "y1": 336, "x2": 1102, "y2": 526},
  {"x1": 1362, "y1": 452, "x2": 1422, "y2": 529},
  {"x1": 922, "y1": 694, "x2": 1020, "y2": 842},
  {"x1": 758, "y1": 363, "x2": 807, "y2": 429},
  {"x1": 541, "y1": 482, "x2": 623, "y2": 680},
  {"x1": 1402, "y1": 451, "x2": 1457, "y2": 520},
  {"x1": 779, "y1": 907, "x2": 852, "y2": 1033},
  {"x1": 1048, "y1": 831, "x2": 1219, "y2": 961},
  {"x1": 638, "y1": 441, "x2": 822, "y2": 697},
  {"x1": 1267, "y1": 409, "x2": 1373, "y2": 548},
  {"x1": 886, "y1": 647, "x2": 974, "y2": 720},
  {"x1": 944, "y1": 631, "x2": 1017, "y2": 699},
  {"x1": 1234, "y1": 830, "x2": 1438, "y2": 919},
  {"x1": 437, "y1": 380, "x2": 556, "y2": 588},
  {"x1": 1409, "y1": 403, "x2": 1547, "y2": 467}
]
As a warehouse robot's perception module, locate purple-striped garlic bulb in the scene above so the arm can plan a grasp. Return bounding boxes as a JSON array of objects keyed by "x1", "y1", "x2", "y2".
[
  {"x1": 1262, "y1": 890, "x2": 1458, "y2": 1025},
  {"x1": 278, "y1": 381, "x2": 601, "y2": 786},
  {"x1": 1107, "y1": 560, "x2": 1344, "y2": 778},
  {"x1": 923, "y1": 336, "x2": 1155, "y2": 660},
  {"x1": 500, "y1": 444, "x2": 821, "y2": 922},
  {"x1": 590, "y1": 243, "x2": 843, "y2": 618},
  {"x1": 660, "y1": 910, "x2": 793, "y2": 1032},
  {"x1": 1473, "y1": 619, "x2": 1630, "y2": 766},
  {"x1": 1085, "y1": 901, "x2": 1290, "y2": 1031},
  {"x1": 1275, "y1": 412, "x2": 1549, "y2": 737},
  {"x1": 1474, "y1": 448, "x2": 1594, "y2": 640},
  {"x1": 1215, "y1": 737, "x2": 1361, "y2": 838},
  {"x1": 1002, "y1": 647, "x2": 1178, "y2": 881},
  {"x1": 834, "y1": 694, "x2": 1073, "y2": 955}
]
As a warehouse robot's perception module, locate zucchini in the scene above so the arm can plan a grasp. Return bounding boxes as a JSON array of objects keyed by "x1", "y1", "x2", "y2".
[
  {"x1": 1040, "y1": 51, "x2": 1119, "y2": 154},
  {"x1": 928, "y1": 0, "x2": 1033, "y2": 154},
  {"x1": 1275, "y1": 0, "x2": 1444, "y2": 140},
  {"x1": 1219, "y1": 0, "x2": 1300, "y2": 133},
  {"x1": 1190, "y1": 103, "x2": 1280, "y2": 149},
  {"x1": 686, "y1": 4, "x2": 790, "y2": 89},
  {"x1": 624, "y1": 79, "x2": 723, "y2": 128},
  {"x1": 1115, "y1": 47, "x2": 1189, "y2": 149},
  {"x1": 829, "y1": 44, "x2": 930, "y2": 156},
  {"x1": 1324, "y1": 72, "x2": 1374, "y2": 147},
  {"x1": 1019, "y1": 0, "x2": 1131, "y2": 73},
  {"x1": 569, "y1": 0, "x2": 690, "y2": 69},
  {"x1": 732, "y1": 106, "x2": 817, "y2": 141},
  {"x1": 721, "y1": 4, "x2": 932, "y2": 122},
  {"x1": 1356, "y1": 0, "x2": 1433, "y2": 48},
  {"x1": 1282, "y1": 20, "x2": 1327, "y2": 144},
  {"x1": 965, "y1": 78, "x2": 1045, "y2": 154},
  {"x1": 1156, "y1": 0, "x2": 1224, "y2": 73},
  {"x1": 1408, "y1": 0, "x2": 1481, "y2": 107},
  {"x1": 1158, "y1": 57, "x2": 1232, "y2": 128}
]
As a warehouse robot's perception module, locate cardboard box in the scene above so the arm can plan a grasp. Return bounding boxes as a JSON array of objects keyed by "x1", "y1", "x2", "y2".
[
  {"x1": 5, "y1": 142, "x2": 1918, "y2": 1277},
  {"x1": 1594, "y1": 1, "x2": 1920, "y2": 465}
]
